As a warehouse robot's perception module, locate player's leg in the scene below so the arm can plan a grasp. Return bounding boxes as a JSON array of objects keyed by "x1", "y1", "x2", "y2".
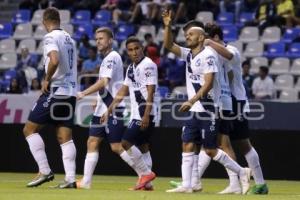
[{"x1": 138, "y1": 143, "x2": 153, "y2": 190}]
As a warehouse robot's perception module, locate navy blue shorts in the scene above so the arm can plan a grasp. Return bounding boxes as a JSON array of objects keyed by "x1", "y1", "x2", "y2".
[
  {"x1": 28, "y1": 93, "x2": 76, "y2": 128},
  {"x1": 219, "y1": 110, "x2": 234, "y2": 135},
  {"x1": 89, "y1": 111, "x2": 125, "y2": 143},
  {"x1": 182, "y1": 112, "x2": 219, "y2": 149},
  {"x1": 230, "y1": 96, "x2": 250, "y2": 140},
  {"x1": 122, "y1": 116, "x2": 155, "y2": 146}
]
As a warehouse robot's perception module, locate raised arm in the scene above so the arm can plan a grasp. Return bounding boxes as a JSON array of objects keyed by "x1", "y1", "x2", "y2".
[{"x1": 205, "y1": 39, "x2": 233, "y2": 60}]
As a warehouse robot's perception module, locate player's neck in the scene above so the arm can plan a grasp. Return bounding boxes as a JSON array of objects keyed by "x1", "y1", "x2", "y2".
[
  {"x1": 47, "y1": 24, "x2": 60, "y2": 32},
  {"x1": 102, "y1": 48, "x2": 113, "y2": 57},
  {"x1": 191, "y1": 45, "x2": 204, "y2": 58}
]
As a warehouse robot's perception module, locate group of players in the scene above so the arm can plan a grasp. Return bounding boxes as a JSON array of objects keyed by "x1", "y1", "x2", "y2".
[{"x1": 22, "y1": 7, "x2": 268, "y2": 195}]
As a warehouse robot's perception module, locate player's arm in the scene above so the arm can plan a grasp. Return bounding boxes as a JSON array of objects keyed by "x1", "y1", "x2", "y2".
[
  {"x1": 228, "y1": 70, "x2": 234, "y2": 84},
  {"x1": 42, "y1": 50, "x2": 59, "y2": 94},
  {"x1": 205, "y1": 39, "x2": 233, "y2": 60},
  {"x1": 77, "y1": 77, "x2": 110, "y2": 99},
  {"x1": 141, "y1": 84, "x2": 156, "y2": 130},
  {"x1": 162, "y1": 9, "x2": 181, "y2": 57}
]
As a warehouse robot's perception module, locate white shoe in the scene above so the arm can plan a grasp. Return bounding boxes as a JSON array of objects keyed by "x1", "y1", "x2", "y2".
[
  {"x1": 192, "y1": 183, "x2": 203, "y2": 192},
  {"x1": 239, "y1": 168, "x2": 251, "y2": 194},
  {"x1": 76, "y1": 179, "x2": 91, "y2": 189},
  {"x1": 218, "y1": 185, "x2": 242, "y2": 194},
  {"x1": 166, "y1": 186, "x2": 193, "y2": 193}
]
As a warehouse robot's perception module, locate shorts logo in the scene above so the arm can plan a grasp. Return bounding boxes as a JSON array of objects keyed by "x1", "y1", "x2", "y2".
[
  {"x1": 210, "y1": 119, "x2": 216, "y2": 131},
  {"x1": 43, "y1": 102, "x2": 49, "y2": 108},
  {"x1": 112, "y1": 119, "x2": 117, "y2": 125}
]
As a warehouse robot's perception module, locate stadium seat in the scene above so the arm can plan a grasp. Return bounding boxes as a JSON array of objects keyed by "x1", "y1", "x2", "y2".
[
  {"x1": 36, "y1": 41, "x2": 43, "y2": 55},
  {"x1": 61, "y1": 24, "x2": 74, "y2": 36},
  {"x1": 294, "y1": 77, "x2": 300, "y2": 90},
  {"x1": 239, "y1": 26, "x2": 259, "y2": 42},
  {"x1": 33, "y1": 24, "x2": 47, "y2": 40},
  {"x1": 71, "y1": 10, "x2": 91, "y2": 25},
  {"x1": 269, "y1": 57, "x2": 290, "y2": 75},
  {"x1": 228, "y1": 40, "x2": 243, "y2": 53},
  {"x1": 17, "y1": 38, "x2": 36, "y2": 53},
  {"x1": 281, "y1": 28, "x2": 300, "y2": 43},
  {"x1": 279, "y1": 89, "x2": 298, "y2": 101},
  {"x1": 250, "y1": 56, "x2": 268, "y2": 74},
  {"x1": 157, "y1": 86, "x2": 170, "y2": 98},
  {"x1": 274, "y1": 74, "x2": 294, "y2": 90},
  {"x1": 0, "y1": 79, "x2": 11, "y2": 92},
  {"x1": 217, "y1": 12, "x2": 234, "y2": 26},
  {"x1": 195, "y1": 11, "x2": 214, "y2": 25},
  {"x1": 243, "y1": 41, "x2": 263, "y2": 57},
  {"x1": 155, "y1": 27, "x2": 164, "y2": 43},
  {"x1": 59, "y1": 10, "x2": 71, "y2": 24},
  {"x1": 4, "y1": 69, "x2": 17, "y2": 80},
  {"x1": 171, "y1": 86, "x2": 187, "y2": 98},
  {"x1": 13, "y1": 23, "x2": 32, "y2": 40},
  {"x1": 31, "y1": 9, "x2": 44, "y2": 25},
  {"x1": 290, "y1": 59, "x2": 300, "y2": 76},
  {"x1": 73, "y1": 24, "x2": 93, "y2": 41},
  {"x1": 237, "y1": 12, "x2": 254, "y2": 27},
  {"x1": 222, "y1": 25, "x2": 238, "y2": 42},
  {"x1": 115, "y1": 24, "x2": 135, "y2": 42},
  {"x1": 0, "y1": 39, "x2": 15, "y2": 54},
  {"x1": 0, "y1": 23, "x2": 13, "y2": 39},
  {"x1": 176, "y1": 28, "x2": 185, "y2": 43},
  {"x1": 92, "y1": 10, "x2": 111, "y2": 26},
  {"x1": 260, "y1": 26, "x2": 281, "y2": 43},
  {"x1": 264, "y1": 42, "x2": 286, "y2": 58},
  {"x1": 286, "y1": 43, "x2": 300, "y2": 58},
  {"x1": 136, "y1": 25, "x2": 156, "y2": 41},
  {"x1": 12, "y1": 9, "x2": 31, "y2": 24},
  {"x1": 0, "y1": 53, "x2": 17, "y2": 70}
]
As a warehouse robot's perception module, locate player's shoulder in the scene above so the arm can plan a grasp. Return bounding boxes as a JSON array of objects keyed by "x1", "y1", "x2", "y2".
[
  {"x1": 105, "y1": 50, "x2": 122, "y2": 61},
  {"x1": 142, "y1": 57, "x2": 157, "y2": 68}
]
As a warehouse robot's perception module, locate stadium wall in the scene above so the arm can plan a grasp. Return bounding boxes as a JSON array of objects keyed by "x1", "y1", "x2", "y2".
[{"x1": 0, "y1": 124, "x2": 299, "y2": 180}]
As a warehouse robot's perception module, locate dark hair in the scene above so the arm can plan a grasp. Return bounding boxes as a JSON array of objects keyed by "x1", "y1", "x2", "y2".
[
  {"x1": 126, "y1": 36, "x2": 142, "y2": 47},
  {"x1": 95, "y1": 27, "x2": 114, "y2": 39},
  {"x1": 183, "y1": 20, "x2": 204, "y2": 32},
  {"x1": 89, "y1": 46, "x2": 98, "y2": 53},
  {"x1": 242, "y1": 60, "x2": 250, "y2": 67},
  {"x1": 43, "y1": 7, "x2": 60, "y2": 23},
  {"x1": 30, "y1": 78, "x2": 41, "y2": 90},
  {"x1": 144, "y1": 33, "x2": 152, "y2": 40},
  {"x1": 259, "y1": 66, "x2": 269, "y2": 74},
  {"x1": 205, "y1": 23, "x2": 223, "y2": 40}
]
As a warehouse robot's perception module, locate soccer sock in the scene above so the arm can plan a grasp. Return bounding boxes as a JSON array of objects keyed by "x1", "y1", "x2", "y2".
[
  {"x1": 226, "y1": 168, "x2": 240, "y2": 188},
  {"x1": 142, "y1": 151, "x2": 153, "y2": 187},
  {"x1": 181, "y1": 152, "x2": 194, "y2": 189},
  {"x1": 213, "y1": 149, "x2": 242, "y2": 175},
  {"x1": 198, "y1": 150, "x2": 211, "y2": 179},
  {"x1": 61, "y1": 140, "x2": 76, "y2": 183},
  {"x1": 26, "y1": 133, "x2": 51, "y2": 175},
  {"x1": 82, "y1": 152, "x2": 99, "y2": 185},
  {"x1": 127, "y1": 146, "x2": 151, "y2": 176},
  {"x1": 191, "y1": 154, "x2": 200, "y2": 188},
  {"x1": 245, "y1": 147, "x2": 265, "y2": 185}
]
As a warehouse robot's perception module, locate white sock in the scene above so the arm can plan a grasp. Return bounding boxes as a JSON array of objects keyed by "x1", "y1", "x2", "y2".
[
  {"x1": 213, "y1": 149, "x2": 242, "y2": 175},
  {"x1": 26, "y1": 133, "x2": 51, "y2": 175},
  {"x1": 198, "y1": 150, "x2": 211, "y2": 179},
  {"x1": 61, "y1": 140, "x2": 76, "y2": 183},
  {"x1": 191, "y1": 154, "x2": 199, "y2": 188},
  {"x1": 127, "y1": 146, "x2": 151, "y2": 176},
  {"x1": 226, "y1": 168, "x2": 240, "y2": 188},
  {"x1": 245, "y1": 147, "x2": 265, "y2": 185},
  {"x1": 143, "y1": 151, "x2": 153, "y2": 187},
  {"x1": 181, "y1": 152, "x2": 194, "y2": 189},
  {"x1": 82, "y1": 152, "x2": 99, "y2": 185}
]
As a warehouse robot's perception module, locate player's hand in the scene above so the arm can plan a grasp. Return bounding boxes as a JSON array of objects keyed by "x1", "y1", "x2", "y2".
[
  {"x1": 203, "y1": 39, "x2": 211, "y2": 46},
  {"x1": 162, "y1": 9, "x2": 172, "y2": 27},
  {"x1": 77, "y1": 91, "x2": 85, "y2": 100},
  {"x1": 178, "y1": 101, "x2": 193, "y2": 112},
  {"x1": 100, "y1": 111, "x2": 109, "y2": 124},
  {"x1": 140, "y1": 115, "x2": 150, "y2": 130},
  {"x1": 41, "y1": 80, "x2": 50, "y2": 94}
]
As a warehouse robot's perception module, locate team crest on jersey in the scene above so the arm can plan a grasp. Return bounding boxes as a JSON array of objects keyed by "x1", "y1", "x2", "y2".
[
  {"x1": 195, "y1": 59, "x2": 201, "y2": 67},
  {"x1": 206, "y1": 56, "x2": 215, "y2": 66}
]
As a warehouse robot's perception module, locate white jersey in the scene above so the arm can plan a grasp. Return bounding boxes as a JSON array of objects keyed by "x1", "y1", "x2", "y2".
[
  {"x1": 226, "y1": 45, "x2": 247, "y2": 101},
  {"x1": 207, "y1": 46, "x2": 232, "y2": 111},
  {"x1": 180, "y1": 47, "x2": 220, "y2": 113},
  {"x1": 123, "y1": 57, "x2": 158, "y2": 121},
  {"x1": 43, "y1": 29, "x2": 77, "y2": 96},
  {"x1": 94, "y1": 51, "x2": 124, "y2": 117}
]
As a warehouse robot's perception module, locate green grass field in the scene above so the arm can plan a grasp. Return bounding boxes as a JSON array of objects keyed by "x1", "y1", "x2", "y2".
[{"x1": 0, "y1": 173, "x2": 300, "y2": 200}]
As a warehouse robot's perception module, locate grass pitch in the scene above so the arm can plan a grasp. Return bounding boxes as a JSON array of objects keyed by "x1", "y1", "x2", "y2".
[{"x1": 0, "y1": 173, "x2": 300, "y2": 200}]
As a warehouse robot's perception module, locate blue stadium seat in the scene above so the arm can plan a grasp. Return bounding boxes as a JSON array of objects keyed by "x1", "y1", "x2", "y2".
[
  {"x1": 12, "y1": 9, "x2": 31, "y2": 24},
  {"x1": 237, "y1": 12, "x2": 254, "y2": 27},
  {"x1": 222, "y1": 25, "x2": 238, "y2": 42},
  {"x1": 92, "y1": 10, "x2": 112, "y2": 26},
  {"x1": 217, "y1": 12, "x2": 234, "y2": 25},
  {"x1": 4, "y1": 69, "x2": 17, "y2": 80},
  {"x1": 281, "y1": 28, "x2": 300, "y2": 43},
  {"x1": 0, "y1": 79, "x2": 10, "y2": 92},
  {"x1": 286, "y1": 43, "x2": 300, "y2": 58},
  {"x1": 0, "y1": 23, "x2": 13, "y2": 39},
  {"x1": 72, "y1": 10, "x2": 91, "y2": 25},
  {"x1": 157, "y1": 86, "x2": 170, "y2": 98},
  {"x1": 115, "y1": 24, "x2": 135, "y2": 43},
  {"x1": 73, "y1": 24, "x2": 93, "y2": 41},
  {"x1": 264, "y1": 42, "x2": 286, "y2": 58}
]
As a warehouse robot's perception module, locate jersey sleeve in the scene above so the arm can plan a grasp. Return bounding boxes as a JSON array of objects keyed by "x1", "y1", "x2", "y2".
[
  {"x1": 44, "y1": 35, "x2": 59, "y2": 55},
  {"x1": 100, "y1": 55, "x2": 118, "y2": 78},
  {"x1": 226, "y1": 46, "x2": 240, "y2": 66},
  {"x1": 203, "y1": 53, "x2": 218, "y2": 74},
  {"x1": 144, "y1": 62, "x2": 158, "y2": 85},
  {"x1": 179, "y1": 47, "x2": 190, "y2": 61}
]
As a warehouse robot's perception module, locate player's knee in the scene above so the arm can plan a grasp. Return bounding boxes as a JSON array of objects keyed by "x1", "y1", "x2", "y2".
[
  {"x1": 23, "y1": 124, "x2": 35, "y2": 137},
  {"x1": 110, "y1": 144, "x2": 122, "y2": 154},
  {"x1": 87, "y1": 138, "x2": 100, "y2": 151},
  {"x1": 121, "y1": 140, "x2": 131, "y2": 150},
  {"x1": 204, "y1": 148, "x2": 217, "y2": 158}
]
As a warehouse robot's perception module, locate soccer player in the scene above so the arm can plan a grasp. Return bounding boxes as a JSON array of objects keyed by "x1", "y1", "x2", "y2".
[
  {"x1": 23, "y1": 7, "x2": 77, "y2": 188},
  {"x1": 200, "y1": 24, "x2": 268, "y2": 195},
  {"x1": 101, "y1": 36, "x2": 156, "y2": 190},
  {"x1": 76, "y1": 27, "x2": 138, "y2": 189},
  {"x1": 162, "y1": 10, "x2": 251, "y2": 194}
]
